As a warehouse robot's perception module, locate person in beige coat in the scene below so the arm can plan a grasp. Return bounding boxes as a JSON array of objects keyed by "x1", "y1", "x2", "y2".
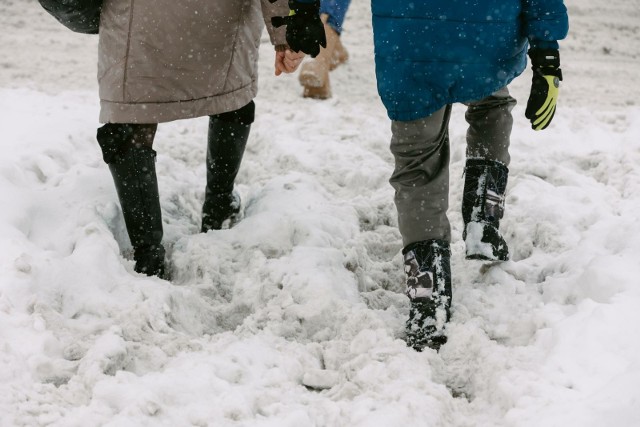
[{"x1": 96, "y1": 0, "x2": 320, "y2": 278}]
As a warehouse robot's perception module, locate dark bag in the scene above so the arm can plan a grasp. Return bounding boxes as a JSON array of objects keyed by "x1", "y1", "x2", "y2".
[{"x1": 38, "y1": 0, "x2": 102, "y2": 34}]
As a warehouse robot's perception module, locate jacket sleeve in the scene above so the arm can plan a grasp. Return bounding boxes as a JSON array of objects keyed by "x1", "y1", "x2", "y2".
[
  {"x1": 522, "y1": 0, "x2": 569, "y2": 49},
  {"x1": 260, "y1": 0, "x2": 289, "y2": 47}
]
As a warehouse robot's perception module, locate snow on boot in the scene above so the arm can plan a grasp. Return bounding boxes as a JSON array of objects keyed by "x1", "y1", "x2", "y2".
[
  {"x1": 462, "y1": 158, "x2": 509, "y2": 261},
  {"x1": 201, "y1": 104, "x2": 252, "y2": 233},
  {"x1": 403, "y1": 239, "x2": 452, "y2": 351},
  {"x1": 299, "y1": 20, "x2": 342, "y2": 99},
  {"x1": 202, "y1": 190, "x2": 241, "y2": 232},
  {"x1": 299, "y1": 57, "x2": 331, "y2": 100},
  {"x1": 97, "y1": 124, "x2": 166, "y2": 278},
  {"x1": 133, "y1": 244, "x2": 166, "y2": 277}
]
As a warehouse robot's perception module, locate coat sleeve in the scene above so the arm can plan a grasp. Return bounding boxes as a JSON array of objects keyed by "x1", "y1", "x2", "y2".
[
  {"x1": 521, "y1": 0, "x2": 569, "y2": 47},
  {"x1": 260, "y1": 0, "x2": 289, "y2": 47}
]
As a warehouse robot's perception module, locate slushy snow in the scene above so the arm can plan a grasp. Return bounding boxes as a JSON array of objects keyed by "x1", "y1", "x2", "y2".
[{"x1": 1, "y1": 0, "x2": 639, "y2": 426}]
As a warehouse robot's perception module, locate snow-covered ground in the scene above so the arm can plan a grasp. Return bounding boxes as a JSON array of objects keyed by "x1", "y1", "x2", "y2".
[{"x1": 1, "y1": 0, "x2": 640, "y2": 425}]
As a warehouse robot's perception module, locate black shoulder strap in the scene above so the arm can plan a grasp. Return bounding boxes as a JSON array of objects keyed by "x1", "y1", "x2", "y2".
[{"x1": 38, "y1": 0, "x2": 102, "y2": 34}]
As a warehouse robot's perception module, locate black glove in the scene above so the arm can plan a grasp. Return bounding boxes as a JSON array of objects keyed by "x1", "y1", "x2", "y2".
[
  {"x1": 525, "y1": 49, "x2": 563, "y2": 131},
  {"x1": 270, "y1": 0, "x2": 326, "y2": 58}
]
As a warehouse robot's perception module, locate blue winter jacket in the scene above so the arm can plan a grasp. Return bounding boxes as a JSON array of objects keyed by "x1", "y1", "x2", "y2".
[{"x1": 372, "y1": 0, "x2": 569, "y2": 121}]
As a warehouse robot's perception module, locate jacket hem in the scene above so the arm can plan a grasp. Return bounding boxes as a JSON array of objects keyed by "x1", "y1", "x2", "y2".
[
  {"x1": 385, "y1": 74, "x2": 521, "y2": 122},
  {"x1": 99, "y1": 83, "x2": 258, "y2": 124}
]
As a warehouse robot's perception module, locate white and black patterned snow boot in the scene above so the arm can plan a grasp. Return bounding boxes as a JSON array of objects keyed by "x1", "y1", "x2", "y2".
[
  {"x1": 404, "y1": 239, "x2": 452, "y2": 351},
  {"x1": 462, "y1": 158, "x2": 509, "y2": 261}
]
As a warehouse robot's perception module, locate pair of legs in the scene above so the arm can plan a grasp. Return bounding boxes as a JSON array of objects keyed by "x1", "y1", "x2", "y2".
[
  {"x1": 96, "y1": 102, "x2": 255, "y2": 278},
  {"x1": 389, "y1": 88, "x2": 516, "y2": 350},
  {"x1": 298, "y1": 0, "x2": 351, "y2": 99}
]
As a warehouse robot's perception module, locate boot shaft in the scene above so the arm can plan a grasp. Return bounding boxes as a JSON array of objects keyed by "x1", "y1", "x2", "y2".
[
  {"x1": 106, "y1": 145, "x2": 163, "y2": 249},
  {"x1": 403, "y1": 239, "x2": 452, "y2": 351},
  {"x1": 462, "y1": 158, "x2": 509, "y2": 226},
  {"x1": 97, "y1": 124, "x2": 165, "y2": 277},
  {"x1": 205, "y1": 102, "x2": 253, "y2": 194},
  {"x1": 201, "y1": 103, "x2": 253, "y2": 232},
  {"x1": 403, "y1": 239, "x2": 452, "y2": 309},
  {"x1": 205, "y1": 118, "x2": 251, "y2": 195},
  {"x1": 462, "y1": 158, "x2": 510, "y2": 261}
]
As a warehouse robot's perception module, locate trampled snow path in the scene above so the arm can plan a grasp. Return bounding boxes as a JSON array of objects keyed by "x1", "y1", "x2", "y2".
[{"x1": 1, "y1": 0, "x2": 640, "y2": 426}]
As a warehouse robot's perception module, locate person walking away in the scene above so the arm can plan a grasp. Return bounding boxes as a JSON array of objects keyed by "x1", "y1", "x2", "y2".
[
  {"x1": 298, "y1": 0, "x2": 351, "y2": 99},
  {"x1": 370, "y1": 0, "x2": 569, "y2": 350},
  {"x1": 96, "y1": 0, "x2": 325, "y2": 278}
]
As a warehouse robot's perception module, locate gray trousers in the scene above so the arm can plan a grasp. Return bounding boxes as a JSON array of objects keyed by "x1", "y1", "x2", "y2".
[{"x1": 390, "y1": 88, "x2": 516, "y2": 247}]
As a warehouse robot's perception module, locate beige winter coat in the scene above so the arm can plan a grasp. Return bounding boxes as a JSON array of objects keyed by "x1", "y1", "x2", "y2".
[{"x1": 97, "y1": 0, "x2": 289, "y2": 123}]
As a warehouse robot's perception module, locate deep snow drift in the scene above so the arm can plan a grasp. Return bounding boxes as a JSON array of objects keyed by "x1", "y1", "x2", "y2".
[{"x1": 1, "y1": 0, "x2": 640, "y2": 426}]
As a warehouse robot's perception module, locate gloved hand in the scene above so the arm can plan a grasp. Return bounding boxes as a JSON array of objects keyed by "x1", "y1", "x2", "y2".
[
  {"x1": 525, "y1": 49, "x2": 563, "y2": 131},
  {"x1": 270, "y1": 0, "x2": 326, "y2": 58}
]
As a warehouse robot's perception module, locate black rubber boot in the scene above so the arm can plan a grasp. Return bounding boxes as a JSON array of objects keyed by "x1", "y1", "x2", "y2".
[
  {"x1": 201, "y1": 102, "x2": 254, "y2": 233},
  {"x1": 462, "y1": 158, "x2": 509, "y2": 261},
  {"x1": 97, "y1": 124, "x2": 166, "y2": 278},
  {"x1": 403, "y1": 239, "x2": 452, "y2": 351}
]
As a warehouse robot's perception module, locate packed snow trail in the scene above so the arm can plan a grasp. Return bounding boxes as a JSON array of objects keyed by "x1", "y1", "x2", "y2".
[{"x1": 1, "y1": 0, "x2": 640, "y2": 426}]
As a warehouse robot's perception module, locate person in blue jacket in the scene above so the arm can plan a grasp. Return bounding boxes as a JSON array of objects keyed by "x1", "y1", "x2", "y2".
[{"x1": 371, "y1": 0, "x2": 569, "y2": 350}]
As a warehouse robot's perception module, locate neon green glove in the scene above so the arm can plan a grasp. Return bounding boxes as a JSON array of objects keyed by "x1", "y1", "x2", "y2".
[{"x1": 525, "y1": 49, "x2": 563, "y2": 131}]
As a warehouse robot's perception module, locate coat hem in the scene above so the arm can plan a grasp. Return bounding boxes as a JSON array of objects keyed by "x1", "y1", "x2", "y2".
[
  {"x1": 385, "y1": 74, "x2": 522, "y2": 122},
  {"x1": 99, "y1": 83, "x2": 258, "y2": 124}
]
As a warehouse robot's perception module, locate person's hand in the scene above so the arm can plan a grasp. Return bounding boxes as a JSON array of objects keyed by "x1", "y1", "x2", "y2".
[
  {"x1": 275, "y1": 49, "x2": 305, "y2": 76},
  {"x1": 525, "y1": 49, "x2": 563, "y2": 131},
  {"x1": 270, "y1": 0, "x2": 326, "y2": 57}
]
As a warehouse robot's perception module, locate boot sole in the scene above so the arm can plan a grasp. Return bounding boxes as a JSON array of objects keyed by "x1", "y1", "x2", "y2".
[
  {"x1": 406, "y1": 333, "x2": 447, "y2": 352},
  {"x1": 302, "y1": 84, "x2": 331, "y2": 100},
  {"x1": 465, "y1": 253, "x2": 509, "y2": 262}
]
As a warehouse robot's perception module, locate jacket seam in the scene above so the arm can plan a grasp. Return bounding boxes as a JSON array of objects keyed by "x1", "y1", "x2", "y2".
[
  {"x1": 372, "y1": 14, "x2": 514, "y2": 24},
  {"x1": 122, "y1": 0, "x2": 136, "y2": 102},
  {"x1": 102, "y1": 82, "x2": 255, "y2": 106},
  {"x1": 375, "y1": 56, "x2": 520, "y2": 65},
  {"x1": 223, "y1": 0, "x2": 249, "y2": 91}
]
